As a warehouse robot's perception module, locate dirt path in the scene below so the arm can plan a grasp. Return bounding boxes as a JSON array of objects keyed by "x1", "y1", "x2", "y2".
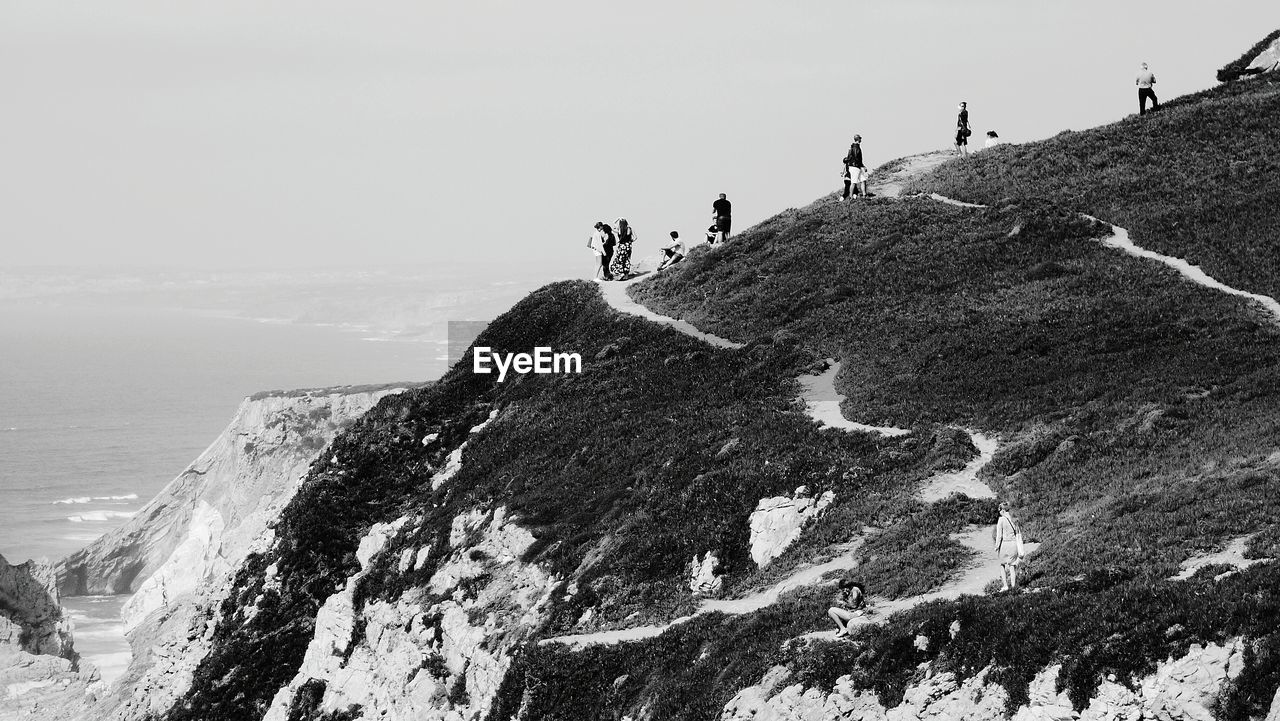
[
  {"x1": 541, "y1": 540, "x2": 865, "y2": 649},
  {"x1": 798, "y1": 360, "x2": 909, "y2": 437},
  {"x1": 869, "y1": 150, "x2": 956, "y2": 199},
  {"x1": 1171, "y1": 534, "x2": 1273, "y2": 581},
  {"x1": 802, "y1": 527, "x2": 1038, "y2": 642},
  {"x1": 596, "y1": 275, "x2": 745, "y2": 350},
  {"x1": 916, "y1": 431, "x2": 998, "y2": 503}
]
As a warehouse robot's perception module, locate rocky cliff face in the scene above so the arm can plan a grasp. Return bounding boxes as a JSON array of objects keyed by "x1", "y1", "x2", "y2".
[
  {"x1": 0, "y1": 555, "x2": 99, "y2": 719},
  {"x1": 59, "y1": 384, "x2": 409, "y2": 720},
  {"x1": 59, "y1": 385, "x2": 408, "y2": 601},
  {"x1": 719, "y1": 641, "x2": 1255, "y2": 721},
  {"x1": 0, "y1": 555, "x2": 74, "y2": 659},
  {"x1": 258, "y1": 505, "x2": 556, "y2": 721}
]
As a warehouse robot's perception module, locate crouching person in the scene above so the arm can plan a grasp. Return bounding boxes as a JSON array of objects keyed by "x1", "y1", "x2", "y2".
[{"x1": 828, "y1": 579, "x2": 867, "y2": 637}]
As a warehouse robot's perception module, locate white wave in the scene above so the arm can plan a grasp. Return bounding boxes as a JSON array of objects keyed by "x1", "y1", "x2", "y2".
[
  {"x1": 67, "y1": 511, "x2": 136, "y2": 523},
  {"x1": 54, "y1": 493, "x2": 138, "y2": 505}
]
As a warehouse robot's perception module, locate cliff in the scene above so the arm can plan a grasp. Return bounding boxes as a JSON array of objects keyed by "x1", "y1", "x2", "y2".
[
  {"x1": 58, "y1": 384, "x2": 409, "y2": 602},
  {"x1": 38, "y1": 32, "x2": 1280, "y2": 721}
]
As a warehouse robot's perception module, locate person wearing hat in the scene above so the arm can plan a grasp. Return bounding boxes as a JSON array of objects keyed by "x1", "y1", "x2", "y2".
[{"x1": 842, "y1": 135, "x2": 868, "y2": 201}]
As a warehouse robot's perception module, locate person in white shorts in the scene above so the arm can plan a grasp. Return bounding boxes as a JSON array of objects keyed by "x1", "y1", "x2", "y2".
[{"x1": 841, "y1": 134, "x2": 868, "y2": 200}]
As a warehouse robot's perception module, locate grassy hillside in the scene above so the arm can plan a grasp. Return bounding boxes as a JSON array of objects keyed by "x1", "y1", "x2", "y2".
[
  {"x1": 906, "y1": 70, "x2": 1280, "y2": 304},
  {"x1": 160, "y1": 41, "x2": 1280, "y2": 721},
  {"x1": 164, "y1": 282, "x2": 991, "y2": 721}
]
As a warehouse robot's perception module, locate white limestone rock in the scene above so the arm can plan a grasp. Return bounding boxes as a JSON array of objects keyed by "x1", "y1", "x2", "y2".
[{"x1": 748, "y1": 487, "x2": 836, "y2": 568}]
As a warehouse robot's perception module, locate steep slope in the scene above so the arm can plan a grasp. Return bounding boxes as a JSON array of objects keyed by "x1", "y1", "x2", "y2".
[
  {"x1": 153, "y1": 35, "x2": 1280, "y2": 721},
  {"x1": 59, "y1": 384, "x2": 409, "y2": 601}
]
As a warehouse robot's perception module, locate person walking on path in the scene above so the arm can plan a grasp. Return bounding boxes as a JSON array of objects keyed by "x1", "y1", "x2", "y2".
[
  {"x1": 955, "y1": 102, "x2": 971, "y2": 157},
  {"x1": 993, "y1": 502, "x2": 1025, "y2": 591},
  {"x1": 610, "y1": 218, "x2": 636, "y2": 279},
  {"x1": 1136, "y1": 62, "x2": 1160, "y2": 115},
  {"x1": 828, "y1": 579, "x2": 867, "y2": 637},
  {"x1": 712, "y1": 193, "x2": 732, "y2": 243},
  {"x1": 841, "y1": 135, "x2": 868, "y2": 201},
  {"x1": 588, "y1": 222, "x2": 616, "y2": 281}
]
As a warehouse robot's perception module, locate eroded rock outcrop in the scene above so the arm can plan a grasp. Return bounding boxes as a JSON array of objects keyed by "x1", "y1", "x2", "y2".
[
  {"x1": 59, "y1": 385, "x2": 408, "y2": 599},
  {"x1": 0, "y1": 555, "x2": 73, "y2": 659},
  {"x1": 262, "y1": 506, "x2": 557, "y2": 721},
  {"x1": 748, "y1": 486, "x2": 835, "y2": 568},
  {"x1": 720, "y1": 640, "x2": 1244, "y2": 721}
]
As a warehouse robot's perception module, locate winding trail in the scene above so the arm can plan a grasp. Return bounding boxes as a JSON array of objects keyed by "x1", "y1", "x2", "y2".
[
  {"x1": 802, "y1": 527, "x2": 1039, "y2": 641},
  {"x1": 541, "y1": 539, "x2": 866, "y2": 649},
  {"x1": 798, "y1": 360, "x2": 910, "y2": 437},
  {"x1": 596, "y1": 275, "x2": 745, "y2": 350},
  {"x1": 916, "y1": 431, "x2": 998, "y2": 503}
]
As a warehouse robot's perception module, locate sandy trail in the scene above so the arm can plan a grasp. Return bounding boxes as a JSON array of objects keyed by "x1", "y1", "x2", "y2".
[
  {"x1": 1171, "y1": 534, "x2": 1273, "y2": 581},
  {"x1": 596, "y1": 274, "x2": 745, "y2": 350},
  {"x1": 916, "y1": 431, "x2": 998, "y2": 503},
  {"x1": 802, "y1": 528, "x2": 1039, "y2": 642},
  {"x1": 798, "y1": 360, "x2": 910, "y2": 437},
  {"x1": 869, "y1": 150, "x2": 956, "y2": 199},
  {"x1": 542, "y1": 540, "x2": 866, "y2": 649}
]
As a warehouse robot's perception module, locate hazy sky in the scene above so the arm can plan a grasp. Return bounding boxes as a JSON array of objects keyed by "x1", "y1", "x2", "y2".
[{"x1": 3, "y1": 1, "x2": 1277, "y2": 277}]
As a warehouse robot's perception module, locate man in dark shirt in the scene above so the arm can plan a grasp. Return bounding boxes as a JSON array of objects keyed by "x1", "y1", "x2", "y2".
[
  {"x1": 842, "y1": 135, "x2": 867, "y2": 201},
  {"x1": 712, "y1": 193, "x2": 732, "y2": 242}
]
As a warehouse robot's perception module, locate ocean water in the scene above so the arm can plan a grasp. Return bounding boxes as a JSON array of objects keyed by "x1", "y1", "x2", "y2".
[
  {"x1": 0, "y1": 301, "x2": 434, "y2": 564},
  {"x1": 0, "y1": 268, "x2": 559, "y2": 683}
]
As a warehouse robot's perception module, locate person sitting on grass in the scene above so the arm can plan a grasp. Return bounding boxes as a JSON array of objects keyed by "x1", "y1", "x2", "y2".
[
  {"x1": 704, "y1": 223, "x2": 720, "y2": 246},
  {"x1": 828, "y1": 579, "x2": 867, "y2": 637},
  {"x1": 657, "y1": 231, "x2": 686, "y2": 270}
]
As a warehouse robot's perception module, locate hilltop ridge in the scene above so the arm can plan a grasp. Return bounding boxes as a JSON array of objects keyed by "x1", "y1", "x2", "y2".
[{"x1": 8, "y1": 29, "x2": 1280, "y2": 721}]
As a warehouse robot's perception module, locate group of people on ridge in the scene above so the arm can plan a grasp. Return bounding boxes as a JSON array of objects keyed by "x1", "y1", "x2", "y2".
[
  {"x1": 827, "y1": 502, "x2": 1026, "y2": 637},
  {"x1": 586, "y1": 194, "x2": 732, "y2": 280}
]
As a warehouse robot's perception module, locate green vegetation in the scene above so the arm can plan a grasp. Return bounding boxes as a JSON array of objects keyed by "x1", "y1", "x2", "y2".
[
  {"x1": 1217, "y1": 29, "x2": 1280, "y2": 82},
  {"x1": 906, "y1": 72, "x2": 1280, "y2": 304},
  {"x1": 502, "y1": 564, "x2": 1280, "y2": 720},
  {"x1": 164, "y1": 39, "x2": 1280, "y2": 721}
]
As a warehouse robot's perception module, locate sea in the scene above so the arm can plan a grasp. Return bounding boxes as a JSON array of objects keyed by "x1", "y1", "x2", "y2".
[{"x1": 0, "y1": 265, "x2": 559, "y2": 682}]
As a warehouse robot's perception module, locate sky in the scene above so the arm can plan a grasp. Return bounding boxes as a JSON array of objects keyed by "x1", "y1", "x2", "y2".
[{"x1": 2, "y1": 1, "x2": 1278, "y2": 279}]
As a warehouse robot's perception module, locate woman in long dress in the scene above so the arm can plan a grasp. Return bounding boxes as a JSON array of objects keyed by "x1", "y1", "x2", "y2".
[
  {"x1": 610, "y1": 218, "x2": 635, "y2": 279},
  {"x1": 993, "y1": 502, "x2": 1023, "y2": 591}
]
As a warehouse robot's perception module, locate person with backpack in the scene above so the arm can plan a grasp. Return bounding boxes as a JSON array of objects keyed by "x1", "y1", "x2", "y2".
[
  {"x1": 1136, "y1": 62, "x2": 1160, "y2": 115},
  {"x1": 610, "y1": 218, "x2": 636, "y2": 279},
  {"x1": 587, "y1": 221, "x2": 615, "y2": 281},
  {"x1": 841, "y1": 134, "x2": 868, "y2": 201},
  {"x1": 955, "y1": 101, "x2": 972, "y2": 157},
  {"x1": 993, "y1": 501, "x2": 1025, "y2": 591},
  {"x1": 828, "y1": 578, "x2": 867, "y2": 637}
]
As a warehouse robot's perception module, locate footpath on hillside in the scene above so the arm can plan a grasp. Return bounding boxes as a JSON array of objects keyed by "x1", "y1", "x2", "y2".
[{"x1": 560, "y1": 147, "x2": 1280, "y2": 649}]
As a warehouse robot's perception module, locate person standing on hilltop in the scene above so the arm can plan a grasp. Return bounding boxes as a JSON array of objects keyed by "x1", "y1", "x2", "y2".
[
  {"x1": 841, "y1": 135, "x2": 868, "y2": 201},
  {"x1": 955, "y1": 101, "x2": 971, "y2": 157},
  {"x1": 587, "y1": 222, "x2": 615, "y2": 281},
  {"x1": 993, "y1": 502, "x2": 1025, "y2": 592},
  {"x1": 1136, "y1": 62, "x2": 1160, "y2": 115},
  {"x1": 712, "y1": 193, "x2": 732, "y2": 243},
  {"x1": 610, "y1": 218, "x2": 636, "y2": 279}
]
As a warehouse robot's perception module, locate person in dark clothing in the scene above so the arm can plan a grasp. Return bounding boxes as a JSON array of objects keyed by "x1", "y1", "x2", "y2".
[
  {"x1": 705, "y1": 223, "x2": 720, "y2": 246},
  {"x1": 592, "y1": 222, "x2": 616, "y2": 280},
  {"x1": 841, "y1": 135, "x2": 867, "y2": 201},
  {"x1": 955, "y1": 101, "x2": 971, "y2": 157},
  {"x1": 712, "y1": 193, "x2": 732, "y2": 242},
  {"x1": 1136, "y1": 62, "x2": 1160, "y2": 115}
]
